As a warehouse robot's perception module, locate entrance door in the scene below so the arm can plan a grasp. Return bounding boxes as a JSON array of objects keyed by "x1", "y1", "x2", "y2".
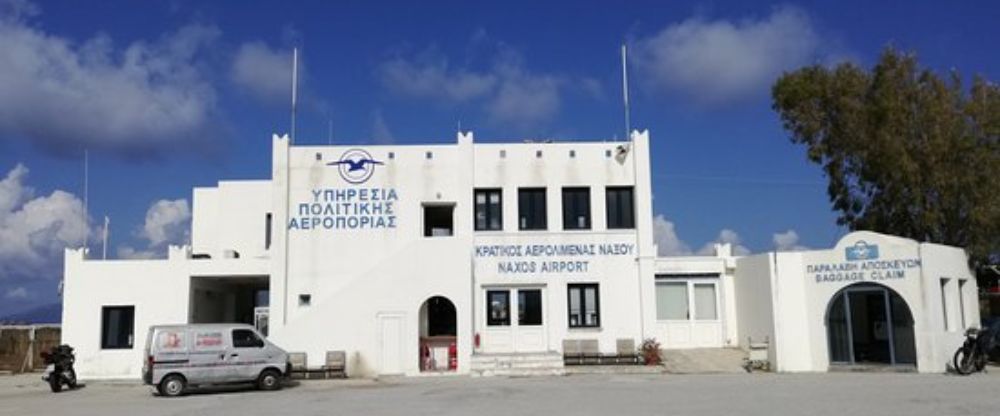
[
  {"x1": 827, "y1": 284, "x2": 915, "y2": 366},
  {"x1": 481, "y1": 287, "x2": 547, "y2": 353},
  {"x1": 655, "y1": 276, "x2": 723, "y2": 349},
  {"x1": 378, "y1": 313, "x2": 405, "y2": 375}
]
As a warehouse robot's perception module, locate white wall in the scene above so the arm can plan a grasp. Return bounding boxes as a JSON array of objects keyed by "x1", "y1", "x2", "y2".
[
  {"x1": 758, "y1": 231, "x2": 978, "y2": 373},
  {"x1": 62, "y1": 245, "x2": 270, "y2": 380},
  {"x1": 62, "y1": 248, "x2": 190, "y2": 380},
  {"x1": 734, "y1": 253, "x2": 777, "y2": 364},
  {"x1": 192, "y1": 181, "x2": 272, "y2": 259},
  {"x1": 918, "y1": 242, "x2": 979, "y2": 372}
]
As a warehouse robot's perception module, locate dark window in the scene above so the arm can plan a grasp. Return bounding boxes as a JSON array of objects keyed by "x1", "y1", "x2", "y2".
[
  {"x1": 486, "y1": 290, "x2": 510, "y2": 326},
  {"x1": 518, "y1": 188, "x2": 547, "y2": 230},
  {"x1": 518, "y1": 289, "x2": 543, "y2": 326},
  {"x1": 101, "y1": 306, "x2": 134, "y2": 349},
  {"x1": 474, "y1": 189, "x2": 503, "y2": 231},
  {"x1": 423, "y1": 205, "x2": 454, "y2": 237},
  {"x1": 562, "y1": 187, "x2": 591, "y2": 230},
  {"x1": 265, "y1": 212, "x2": 273, "y2": 249},
  {"x1": 232, "y1": 329, "x2": 264, "y2": 348},
  {"x1": 568, "y1": 284, "x2": 600, "y2": 328},
  {"x1": 606, "y1": 186, "x2": 635, "y2": 229}
]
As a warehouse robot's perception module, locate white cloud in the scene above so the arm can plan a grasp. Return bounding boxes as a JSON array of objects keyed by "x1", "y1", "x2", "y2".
[
  {"x1": 379, "y1": 42, "x2": 575, "y2": 127},
  {"x1": 231, "y1": 41, "x2": 294, "y2": 105},
  {"x1": 486, "y1": 62, "x2": 562, "y2": 126},
  {"x1": 380, "y1": 52, "x2": 497, "y2": 102},
  {"x1": 138, "y1": 199, "x2": 190, "y2": 247},
  {"x1": 773, "y1": 229, "x2": 809, "y2": 251},
  {"x1": 0, "y1": 164, "x2": 90, "y2": 280},
  {"x1": 633, "y1": 6, "x2": 820, "y2": 104},
  {"x1": 698, "y1": 229, "x2": 752, "y2": 256},
  {"x1": 653, "y1": 214, "x2": 692, "y2": 256},
  {"x1": 654, "y1": 214, "x2": 756, "y2": 257},
  {"x1": 115, "y1": 246, "x2": 160, "y2": 260},
  {"x1": 5, "y1": 286, "x2": 28, "y2": 299},
  {"x1": 117, "y1": 198, "x2": 190, "y2": 259},
  {"x1": 0, "y1": 3, "x2": 222, "y2": 154}
]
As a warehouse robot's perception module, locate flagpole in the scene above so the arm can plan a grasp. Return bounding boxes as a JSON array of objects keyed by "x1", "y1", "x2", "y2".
[
  {"x1": 621, "y1": 44, "x2": 631, "y2": 141},
  {"x1": 83, "y1": 149, "x2": 89, "y2": 255},
  {"x1": 102, "y1": 216, "x2": 109, "y2": 260},
  {"x1": 291, "y1": 47, "x2": 298, "y2": 145}
]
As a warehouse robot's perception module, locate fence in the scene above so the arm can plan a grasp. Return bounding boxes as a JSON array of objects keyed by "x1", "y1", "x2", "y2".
[{"x1": 0, "y1": 325, "x2": 61, "y2": 374}]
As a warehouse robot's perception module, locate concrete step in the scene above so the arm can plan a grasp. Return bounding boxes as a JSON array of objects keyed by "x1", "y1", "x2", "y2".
[
  {"x1": 470, "y1": 352, "x2": 565, "y2": 377},
  {"x1": 661, "y1": 348, "x2": 748, "y2": 374}
]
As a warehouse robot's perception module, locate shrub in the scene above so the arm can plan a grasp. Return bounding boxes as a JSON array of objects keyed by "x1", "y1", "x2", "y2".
[{"x1": 639, "y1": 338, "x2": 662, "y2": 365}]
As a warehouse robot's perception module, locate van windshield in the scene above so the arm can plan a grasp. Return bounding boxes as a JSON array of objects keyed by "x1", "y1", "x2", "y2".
[{"x1": 232, "y1": 329, "x2": 264, "y2": 348}]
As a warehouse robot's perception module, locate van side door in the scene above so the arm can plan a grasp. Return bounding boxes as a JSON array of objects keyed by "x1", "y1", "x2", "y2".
[
  {"x1": 231, "y1": 328, "x2": 267, "y2": 380},
  {"x1": 190, "y1": 329, "x2": 229, "y2": 384}
]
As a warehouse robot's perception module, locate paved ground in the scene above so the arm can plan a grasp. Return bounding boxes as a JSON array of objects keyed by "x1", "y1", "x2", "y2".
[{"x1": 2, "y1": 371, "x2": 1000, "y2": 416}]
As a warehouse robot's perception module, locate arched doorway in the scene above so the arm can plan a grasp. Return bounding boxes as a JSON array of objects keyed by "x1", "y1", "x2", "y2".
[
  {"x1": 419, "y1": 296, "x2": 457, "y2": 372},
  {"x1": 826, "y1": 283, "x2": 916, "y2": 366}
]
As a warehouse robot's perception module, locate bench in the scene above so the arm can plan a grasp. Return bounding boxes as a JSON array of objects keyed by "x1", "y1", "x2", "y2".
[
  {"x1": 563, "y1": 339, "x2": 640, "y2": 365},
  {"x1": 322, "y1": 351, "x2": 347, "y2": 378},
  {"x1": 614, "y1": 338, "x2": 641, "y2": 364},
  {"x1": 288, "y1": 351, "x2": 347, "y2": 379}
]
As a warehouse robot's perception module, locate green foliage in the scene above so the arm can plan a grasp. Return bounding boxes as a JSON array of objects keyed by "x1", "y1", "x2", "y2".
[{"x1": 772, "y1": 48, "x2": 1000, "y2": 267}]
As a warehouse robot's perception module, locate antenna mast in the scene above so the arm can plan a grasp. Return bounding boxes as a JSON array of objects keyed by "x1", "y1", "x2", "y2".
[
  {"x1": 83, "y1": 149, "x2": 89, "y2": 254},
  {"x1": 621, "y1": 44, "x2": 631, "y2": 141},
  {"x1": 291, "y1": 47, "x2": 299, "y2": 144},
  {"x1": 102, "y1": 216, "x2": 109, "y2": 260}
]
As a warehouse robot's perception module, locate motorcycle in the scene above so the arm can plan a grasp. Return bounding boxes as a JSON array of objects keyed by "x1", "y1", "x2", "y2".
[
  {"x1": 953, "y1": 327, "x2": 996, "y2": 375},
  {"x1": 41, "y1": 344, "x2": 78, "y2": 392}
]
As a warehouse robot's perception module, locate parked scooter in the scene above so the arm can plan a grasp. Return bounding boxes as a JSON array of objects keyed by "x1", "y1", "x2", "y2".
[
  {"x1": 953, "y1": 326, "x2": 997, "y2": 375},
  {"x1": 41, "y1": 344, "x2": 78, "y2": 392}
]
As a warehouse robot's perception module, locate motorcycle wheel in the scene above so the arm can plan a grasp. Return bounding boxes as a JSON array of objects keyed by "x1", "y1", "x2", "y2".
[
  {"x1": 49, "y1": 375, "x2": 62, "y2": 393},
  {"x1": 954, "y1": 347, "x2": 977, "y2": 375},
  {"x1": 65, "y1": 369, "x2": 77, "y2": 389}
]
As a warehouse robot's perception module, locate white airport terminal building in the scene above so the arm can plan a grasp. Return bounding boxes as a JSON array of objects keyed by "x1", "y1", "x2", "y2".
[{"x1": 62, "y1": 130, "x2": 979, "y2": 379}]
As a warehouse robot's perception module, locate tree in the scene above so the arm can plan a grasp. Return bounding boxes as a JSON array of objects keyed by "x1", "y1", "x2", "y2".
[{"x1": 771, "y1": 48, "x2": 1000, "y2": 270}]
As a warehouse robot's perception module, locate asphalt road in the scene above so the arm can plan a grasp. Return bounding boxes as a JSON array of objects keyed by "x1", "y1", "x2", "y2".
[{"x1": 2, "y1": 371, "x2": 999, "y2": 416}]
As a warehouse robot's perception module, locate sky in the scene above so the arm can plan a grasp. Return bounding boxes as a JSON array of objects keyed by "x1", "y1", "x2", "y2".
[{"x1": 0, "y1": 0, "x2": 998, "y2": 317}]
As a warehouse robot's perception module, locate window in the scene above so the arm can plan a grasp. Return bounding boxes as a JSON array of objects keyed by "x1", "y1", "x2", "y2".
[
  {"x1": 568, "y1": 284, "x2": 600, "y2": 328},
  {"x1": 940, "y1": 278, "x2": 951, "y2": 331},
  {"x1": 232, "y1": 329, "x2": 264, "y2": 348},
  {"x1": 561, "y1": 187, "x2": 591, "y2": 230},
  {"x1": 518, "y1": 188, "x2": 547, "y2": 230},
  {"x1": 655, "y1": 282, "x2": 688, "y2": 320},
  {"x1": 958, "y1": 279, "x2": 968, "y2": 329},
  {"x1": 693, "y1": 283, "x2": 718, "y2": 320},
  {"x1": 101, "y1": 306, "x2": 134, "y2": 349},
  {"x1": 423, "y1": 204, "x2": 454, "y2": 237},
  {"x1": 474, "y1": 189, "x2": 503, "y2": 231},
  {"x1": 299, "y1": 294, "x2": 311, "y2": 306},
  {"x1": 265, "y1": 212, "x2": 273, "y2": 249},
  {"x1": 518, "y1": 289, "x2": 542, "y2": 326},
  {"x1": 605, "y1": 186, "x2": 635, "y2": 229},
  {"x1": 486, "y1": 290, "x2": 510, "y2": 326}
]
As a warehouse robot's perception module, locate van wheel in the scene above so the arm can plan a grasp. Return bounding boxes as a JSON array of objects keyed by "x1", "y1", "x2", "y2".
[
  {"x1": 257, "y1": 369, "x2": 282, "y2": 391},
  {"x1": 158, "y1": 374, "x2": 186, "y2": 397}
]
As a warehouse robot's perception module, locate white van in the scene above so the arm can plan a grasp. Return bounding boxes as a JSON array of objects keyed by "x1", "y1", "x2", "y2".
[{"x1": 142, "y1": 324, "x2": 290, "y2": 397}]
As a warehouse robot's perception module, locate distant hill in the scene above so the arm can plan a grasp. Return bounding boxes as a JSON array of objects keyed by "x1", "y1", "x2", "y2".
[{"x1": 0, "y1": 303, "x2": 62, "y2": 324}]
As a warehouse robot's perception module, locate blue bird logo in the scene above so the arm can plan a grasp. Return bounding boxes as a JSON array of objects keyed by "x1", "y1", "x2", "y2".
[
  {"x1": 327, "y1": 157, "x2": 383, "y2": 172},
  {"x1": 328, "y1": 149, "x2": 382, "y2": 184}
]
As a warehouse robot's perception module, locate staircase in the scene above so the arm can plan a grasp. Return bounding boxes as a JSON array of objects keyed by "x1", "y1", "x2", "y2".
[{"x1": 469, "y1": 352, "x2": 566, "y2": 377}]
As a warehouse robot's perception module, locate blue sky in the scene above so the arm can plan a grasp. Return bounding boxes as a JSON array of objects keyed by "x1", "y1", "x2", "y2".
[{"x1": 1, "y1": 0, "x2": 998, "y2": 317}]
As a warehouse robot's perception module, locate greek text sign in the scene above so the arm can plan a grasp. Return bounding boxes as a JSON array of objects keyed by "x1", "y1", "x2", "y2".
[
  {"x1": 807, "y1": 240, "x2": 920, "y2": 283},
  {"x1": 288, "y1": 188, "x2": 398, "y2": 230},
  {"x1": 475, "y1": 243, "x2": 635, "y2": 274}
]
